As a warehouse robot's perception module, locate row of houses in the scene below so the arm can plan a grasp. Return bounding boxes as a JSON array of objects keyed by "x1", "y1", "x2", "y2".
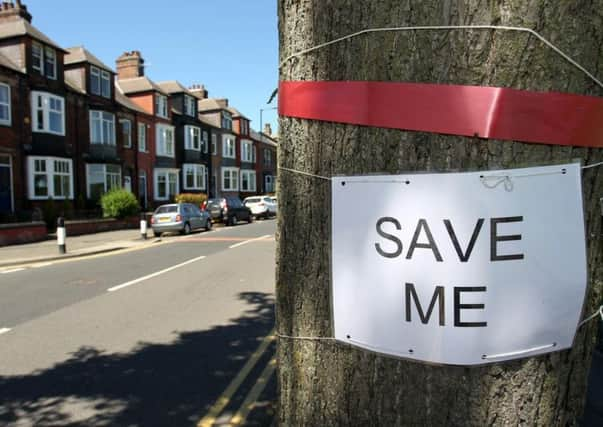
[{"x1": 0, "y1": 1, "x2": 278, "y2": 220}]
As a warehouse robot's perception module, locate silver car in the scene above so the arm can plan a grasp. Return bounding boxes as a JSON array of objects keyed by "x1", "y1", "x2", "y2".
[{"x1": 151, "y1": 203, "x2": 212, "y2": 237}]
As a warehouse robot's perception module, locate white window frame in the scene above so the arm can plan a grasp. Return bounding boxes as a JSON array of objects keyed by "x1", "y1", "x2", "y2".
[
  {"x1": 86, "y1": 163, "x2": 122, "y2": 199},
  {"x1": 90, "y1": 66, "x2": 111, "y2": 98},
  {"x1": 265, "y1": 175, "x2": 275, "y2": 193},
  {"x1": 155, "y1": 94, "x2": 168, "y2": 118},
  {"x1": 221, "y1": 167, "x2": 239, "y2": 192},
  {"x1": 185, "y1": 125, "x2": 201, "y2": 151},
  {"x1": 0, "y1": 83, "x2": 10, "y2": 126},
  {"x1": 44, "y1": 46, "x2": 56, "y2": 80},
  {"x1": 183, "y1": 163, "x2": 206, "y2": 190},
  {"x1": 31, "y1": 91, "x2": 65, "y2": 135},
  {"x1": 202, "y1": 131, "x2": 209, "y2": 153},
  {"x1": 138, "y1": 122, "x2": 147, "y2": 152},
  {"x1": 156, "y1": 123, "x2": 175, "y2": 157},
  {"x1": 211, "y1": 134, "x2": 217, "y2": 155},
  {"x1": 154, "y1": 168, "x2": 180, "y2": 201},
  {"x1": 241, "y1": 139, "x2": 254, "y2": 162},
  {"x1": 120, "y1": 119, "x2": 132, "y2": 148},
  {"x1": 0, "y1": 154, "x2": 13, "y2": 211},
  {"x1": 264, "y1": 148, "x2": 273, "y2": 166},
  {"x1": 31, "y1": 42, "x2": 57, "y2": 79},
  {"x1": 32, "y1": 42, "x2": 42, "y2": 73},
  {"x1": 90, "y1": 110, "x2": 116, "y2": 145},
  {"x1": 240, "y1": 169, "x2": 256, "y2": 192},
  {"x1": 222, "y1": 112, "x2": 232, "y2": 130},
  {"x1": 27, "y1": 156, "x2": 74, "y2": 200},
  {"x1": 184, "y1": 95, "x2": 195, "y2": 116},
  {"x1": 222, "y1": 135, "x2": 235, "y2": 158}
]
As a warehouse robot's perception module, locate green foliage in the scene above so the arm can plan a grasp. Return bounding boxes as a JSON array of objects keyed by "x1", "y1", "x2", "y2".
[
  {"x1": 100, "y1": 189, "x2": 140, "y2": 219},
  {"x1": 175, "y1": 193, "x2": 208, "y2": 206}
]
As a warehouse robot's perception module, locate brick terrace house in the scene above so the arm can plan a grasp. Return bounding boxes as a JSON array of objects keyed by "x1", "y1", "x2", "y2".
[
  {"x1": 229, "y1": 107, "x2": 257, "y2": 197},
  {"x1": 0, "y1": 1, "x2": 79, "y2": 217},
  {"x1": 251, "y1": 124, "x2": 277, "y2": 194},
  {"x1": 198, "y1": 97, "x2": 239, "y2": 198},
  {"x1": 157, "y1": 81, "x2": 210, "y2": 198},
  {"x1": 116, "y1": 51, "x2": 177, "y2": 207}
]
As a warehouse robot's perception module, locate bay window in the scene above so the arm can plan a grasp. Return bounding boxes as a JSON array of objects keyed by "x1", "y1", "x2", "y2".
[
  {"x1": 184, "y1": 95, "x2": 195, "y2": 116},
  {"x1": 241, "y1": 140, "x2": 254, "y2": 162},
  {"x1": 31, "y1": 42, "x2": 57, "y2": 79},
  {"x1": 90, "y1": 66, "x2": 111, "y2": 98},
  {"x1": 90, "y1": 111, "x2": 116, "y2": 145},
  {"x1": 222, "y1": 135, "x2": 235, "y2": 158},
  {"x1": 185, "y1": 125, "x2": 201, "y2": 150},
  {"x1": 154, "y1": 169, "x2": 179, "y2": 200},
  {"x1": 156, "y1": 124, "x2": 175, "y2": 157},
  {"x1": 27, "y1": 157, "x2": 73, "y2": 200},
  {"x1": 31, "y1": 92, "x2": 64, "y2": 135},
  {"x1": 183, "y1": 164, "x2": 206, "y2": 190},
  {"x1": 240, "y1": 170, "x2": 256, "y2": 192},
  {"x1": 86, "y1": 164, "x2": 121, "y2": 200},
  {"x1": 222, "y1": 167, "x2": 239, "y2": 191}
]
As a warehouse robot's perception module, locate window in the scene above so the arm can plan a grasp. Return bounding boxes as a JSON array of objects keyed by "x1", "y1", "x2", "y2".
[
  {"x1": 155, "y1": 94, "x2": 168, "y2": 118},
  {"x1": 156, "y1": 124, "x2": 175, "y2": 157},
  {"x1": 264, "y1": 148, "x2": 273, "y2": 166},
  {"x1": 154, "y1": 169, "x2": 179, "y2": 200},
  {"x1": 265, "y1": 175, "x2": 275, "y2": 193},
  {"x1": 241, "y1": 120, "x2": 249, "y2": 135},
  {"x1": 222, "y1": 135, "x2": 235, "y2": 158},
  {"x1": 211, "y1": 134, "x2": 217, "y2": 155},
  {"x1": 222, "y1": 167, "x2": 239, "y2": 191},
  {"x1": 0, "y1": 83, "x2": 10, "y2": 126},
  {"x1": 27, "y1": 157, "x2": 73, "y2": 200},
  {"x1": 184, "y1": 95, "x2": 195, "y2": 116},
  {"x1": 120, "y1": 119, "x2": 132, "y2": 148},
  {"x1": 185, "y1": 125, "x2": 201, "y2": 150},
  {"x1": 202, "y1": 131, "x2": 209, "y2": 153},
  {"x1": 183, "y1": 164, "x2": 206, "y2": 190},
  {"x1": 222, "y1": 111, "x2": 232, "y2": 130},
  {"x1": 90, "y1": 111, "x2": 116, "y2": 145},
  {"x1": 86, "y1": 164, "x2": 121, "y2": 200},
  {"x1": 138, "y1": 123, "x2": 147, "y2": 152},
  {"x1": 31, "y1": 92, "x2": 64, "y2": 135},
  {"x1": 31, "y1": 42, "x2": 57, "y2": 79},
  {"x1": 90, "y1": 66, "x2": 111, "y2": 98},
  {"x1": 241, "y1": 140, "x2": 254, "y2": 162},
  {"x1": 240, "y1": 170, "x2": 256, "y2": 192}
]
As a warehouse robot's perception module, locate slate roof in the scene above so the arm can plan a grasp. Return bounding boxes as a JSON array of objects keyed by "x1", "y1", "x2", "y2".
[
  {"x1": 64, "y1": 46, "x2": 113, "y2": 71},
  {"x1": 156, "y1": 80, "x2": 189, "y2": 95},
  {"x1": 116, "y1": 77, "x2": 167, "y2": 95},
  {"x1": 198, "y1": 98, "x2": 228, "y2": 112},
  {"x1": 0, "y1": 19, "x2": 65, "y2": 51}
]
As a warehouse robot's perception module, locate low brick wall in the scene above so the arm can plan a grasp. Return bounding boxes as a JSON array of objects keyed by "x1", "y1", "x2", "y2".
[
  {"x1": 65, "y1": 217, "x2": 140, "y2": 236},
  {"x1": 0, "y1": 222, "x2": 48, "y2": 246}
]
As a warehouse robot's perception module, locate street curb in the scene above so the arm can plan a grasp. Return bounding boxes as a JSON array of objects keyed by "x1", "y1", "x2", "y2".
[{"x1": 0, "y1": 239, "x2": 162, "y2": 269}]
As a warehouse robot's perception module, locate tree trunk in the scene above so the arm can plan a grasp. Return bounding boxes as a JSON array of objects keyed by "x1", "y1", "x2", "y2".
[{"x1": 277, "y1": 1, "x2": 603, "y2": 425}]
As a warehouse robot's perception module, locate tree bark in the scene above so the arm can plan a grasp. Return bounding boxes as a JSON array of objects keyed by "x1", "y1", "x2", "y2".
[{"x1": 277, "y1": 1, "x2": 603, "y2": 426}]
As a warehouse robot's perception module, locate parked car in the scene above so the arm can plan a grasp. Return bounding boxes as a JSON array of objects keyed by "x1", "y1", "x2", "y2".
[
  {"x1": 271, "y1": 197, "x2": 278, "y2": 215},
  {"x1": 150, "y1": 203, "x2": 212, "y2": 237},
  {"x1": 243, "y1": 196, "x2": 277, "y2": 219},
  {"x1": 203, "y1": 197, "x2": 253, "y2": 226}
]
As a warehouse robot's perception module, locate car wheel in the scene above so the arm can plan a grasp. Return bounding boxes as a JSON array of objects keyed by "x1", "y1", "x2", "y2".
[
  {"x1": 231, "y1": 215, "x2": 238, "y2": 226},
  {"x1": 153, "y1": 231, "x2": 161, "y2": 238},
  {"x1": 181, "y1": 222, "x2": 191, "y2": 235},
  {"x1": 205, "y1": 219, "x2": 212, "y2": 231},
  {"x1": 248, "y1": 213, "x2": 254, "y2": 223}
]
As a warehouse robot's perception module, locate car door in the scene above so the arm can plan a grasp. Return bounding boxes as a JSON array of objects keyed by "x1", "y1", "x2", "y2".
[{"x1": 187, "y1": 204, "x2": 202, "y2": 229}]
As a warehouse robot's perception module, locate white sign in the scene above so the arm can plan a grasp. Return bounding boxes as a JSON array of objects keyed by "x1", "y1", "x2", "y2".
[{"x1": 331, "y1": 163, "x2": 587, "y2": 365}]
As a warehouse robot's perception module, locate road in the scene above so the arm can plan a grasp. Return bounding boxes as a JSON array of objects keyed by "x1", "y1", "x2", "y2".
[{"x1": 0, "y1": 219, "x2": 277, "y2": 427}]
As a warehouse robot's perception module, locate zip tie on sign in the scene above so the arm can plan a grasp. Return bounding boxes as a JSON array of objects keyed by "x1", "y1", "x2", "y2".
[{"x1": 279, "y1": 25, "x2": 603, "y2": 89}]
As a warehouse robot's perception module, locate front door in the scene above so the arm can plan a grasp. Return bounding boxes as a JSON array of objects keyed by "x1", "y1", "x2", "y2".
[{"x1": 0, "y1": 155, "x2": 12, "y2": 213}]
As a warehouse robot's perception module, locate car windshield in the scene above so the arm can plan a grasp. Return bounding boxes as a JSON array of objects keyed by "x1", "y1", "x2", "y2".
[
  {"x1": 155, "y1": 206, "x2": 178, "y2": 214},
  {"x1": 245, "y1": 198, "x2": 261, "y2": 204},
  {"x1": 207, "y1": 199, "x2": 222, "y2": 207}
]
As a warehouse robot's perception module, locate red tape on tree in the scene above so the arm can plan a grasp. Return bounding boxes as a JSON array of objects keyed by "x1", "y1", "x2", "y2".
[{"x1": 278, "y1": 81, "x2": 603, "y2": 147}]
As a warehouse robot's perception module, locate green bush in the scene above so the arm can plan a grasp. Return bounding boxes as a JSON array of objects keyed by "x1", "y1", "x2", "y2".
[
  {"x1": 175, "y1": 193, "x2": 208, "y2": 206},
  {"x1": 100, "y1": 189, "x2": 140, "y2": 219}
]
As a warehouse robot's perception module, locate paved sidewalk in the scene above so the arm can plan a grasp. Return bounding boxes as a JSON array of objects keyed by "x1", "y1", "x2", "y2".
[{"x1": 0, "y1": 229, "x2": 157, "y2": 268}]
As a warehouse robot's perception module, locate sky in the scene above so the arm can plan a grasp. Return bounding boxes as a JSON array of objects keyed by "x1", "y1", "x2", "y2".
[{"x1": 25, "y1": 0, "x2": 279, "y2": 133}]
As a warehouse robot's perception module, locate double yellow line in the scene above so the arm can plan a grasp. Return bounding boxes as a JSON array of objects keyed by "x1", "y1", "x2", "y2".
[{"x1": 197, "y1": 329, "x2": 277, "y2": 427}]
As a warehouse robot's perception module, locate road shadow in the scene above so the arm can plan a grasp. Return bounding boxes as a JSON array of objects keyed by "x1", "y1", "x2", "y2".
[{"x1": 0, "y1": 291, "x2": 275, "y2": 427}]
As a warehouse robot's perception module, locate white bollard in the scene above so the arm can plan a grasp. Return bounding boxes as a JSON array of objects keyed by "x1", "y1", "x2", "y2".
[
  {"x1": 140, "y1": 213, "x2": 148, "y2": 240},
  {"x1": 57, "y1": 217, "x2": 66, "y2": 254}
]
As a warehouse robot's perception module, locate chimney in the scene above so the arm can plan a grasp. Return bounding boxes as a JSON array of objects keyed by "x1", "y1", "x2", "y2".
[
  {"x1": 115, "y1": 50, "x2": 144, "y2": 80},
  {"x1": 264, "y1": 123, "x2": 272, "y2": 136},
  {"x1": 0, "y1": 1, "x2": 32, "y2": 23},
  {"x1": 189, "y1": 84, "x2": 208, "y2": 99}
]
